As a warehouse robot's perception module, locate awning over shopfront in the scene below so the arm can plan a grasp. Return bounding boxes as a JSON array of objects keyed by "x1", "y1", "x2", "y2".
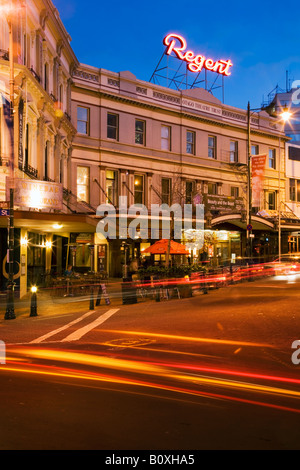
[
  {"x1": 142, "y1": 239, "x2": 189, "y2": 255},
  {"x1": 0, "y1": 210, "x2": 98, "y2": 233}
]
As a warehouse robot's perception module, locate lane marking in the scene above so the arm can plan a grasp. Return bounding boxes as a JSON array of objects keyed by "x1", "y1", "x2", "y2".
[
  {"x1": 30, "y1": 310, "x2": 96, "y2": 344},
  {"x1": 62, "y1": 309, "x2": 119, "y2": 342}
]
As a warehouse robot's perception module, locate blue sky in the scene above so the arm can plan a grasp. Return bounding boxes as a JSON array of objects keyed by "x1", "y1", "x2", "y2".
[{"x1": 53, "y1": 0, "x2": 300, "y2": 111}]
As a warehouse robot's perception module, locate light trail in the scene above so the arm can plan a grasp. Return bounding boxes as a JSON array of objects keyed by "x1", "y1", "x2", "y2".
[
  {"x1": 5, "y1": 347, "x2": 300, "y2": 406},
  {"x1": 99, "y1": 329, "x2": 272, "y2": 348},
  {"x1": 3, "y1": 357, "x2": 300, "y2": 415}
]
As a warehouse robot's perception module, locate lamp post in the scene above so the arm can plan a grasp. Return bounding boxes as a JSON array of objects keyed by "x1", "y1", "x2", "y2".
[{"x1": 4, "y1": 8, "x2": 16, "y2": 320}]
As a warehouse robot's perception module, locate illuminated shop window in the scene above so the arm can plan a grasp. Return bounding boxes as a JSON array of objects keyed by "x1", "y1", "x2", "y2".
[
  {"x1": 77, "y1": 106, "x2": 89, "y2": 135},
  {"x1": 186, "y1": 130, "x2": 195, "y2": 155},
  {"x1": 77, "y1": 166, "x2": 90, "y2": 203},
  {"x1": 161, "y1": 125, "x2": 171, "y2": 151},
  {"x1": 135, "y1": 120, "x2": 146, "y2": 145},
  {"x1": 107, "y1": 113, "x2": 119, "y2": 140}
]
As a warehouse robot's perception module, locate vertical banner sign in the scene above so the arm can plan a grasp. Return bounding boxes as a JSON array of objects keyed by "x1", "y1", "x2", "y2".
[
  {"x1": 18, "y1": 99, "x2": 24, "y2": 170},
  {"x1": 252, "y1": 154, "x2": 266, "y2": 208}
]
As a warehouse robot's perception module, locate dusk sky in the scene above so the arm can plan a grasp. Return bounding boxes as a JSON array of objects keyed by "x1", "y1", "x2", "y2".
[{"x1": 53, "y1": 0, "x2": 300, "y2": 111}]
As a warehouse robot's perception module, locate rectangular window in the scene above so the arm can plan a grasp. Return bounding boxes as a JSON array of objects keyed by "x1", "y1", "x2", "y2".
[
  {"x1": 186, "y1": 130, "x2": 195, "y2": 155},
  {"x1": 77, "y1": 106, "x2": 89, "y2": 135},
  {"x1": 231, "y1": 186, "x2": 239, "y2": 198},
  {"x1": 77, "y1": 166, "x2": 90, "y2": 203},
  {"x1": 107, "y1": 113, "x2": 119, "y2": 140},
  {"x1": 290, "y1": 179, "x2": 296, "y2": 201},
  {"x1": 269, "y1": 148, "x2": 276, "y2": 169},
  {"x1": 208, "y1": 136, "x2": 217, "y2": 159},
  {"x1": 289, "y1": 179, "x2": 300, "y2": 202},
  {"x1": 230, "y1": 141, "x2": 238, "y2": 163},
  {"x1": 268, "y1": 191, "x2": 276, "y2": 210},
  {"x1": 106, "y1": 170, "x2": 118, "y2": 205},
  {"x1": 251, "y1": 144, "x2": 259, "y2": 155},
  {"x1": 134, "y1": 174, "x2": 144, "y2": 204},
  {"x1": 185, "y1": 181, "x2": 194, "y2": 204},
  {"x1": 161, "y1": 177, "x2": 171, "y2": 205},
  {"x1": 135, "y1": 120, "x2": 146, "y2": 145},
  {"x1": 208, "y1": 182, "x2": 217, "y2": 195},
  {"x1": 288, "y1": 146, "x2": 300, "y2": 161},
  {"x1": 161, "y1": 125, "x2": 171, "y2": 151}
]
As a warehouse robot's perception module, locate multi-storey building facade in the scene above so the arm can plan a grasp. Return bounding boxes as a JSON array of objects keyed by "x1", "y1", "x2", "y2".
[
  {"x1": 71, "y1": 66, "x2": 291, "y2": 276},
  {"x1": 1, "y1": 0, "x2": 299, "y2": 291},
  {"x1": 0, "y1": 0, "x2": 98, "y2": 296}
]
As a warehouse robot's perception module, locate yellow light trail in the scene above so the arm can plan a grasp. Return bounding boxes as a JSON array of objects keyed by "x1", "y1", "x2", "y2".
[{"x1": 99, "y1": 329, "x2": 272, "y2": 348}]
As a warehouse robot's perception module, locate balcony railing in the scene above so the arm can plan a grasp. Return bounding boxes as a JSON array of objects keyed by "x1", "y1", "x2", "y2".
[
  {"x1": 23, "y1": 163, "x2": 38, "y2": 179},
  {"x1": 29, "y1": 67, "x2": 41, "y2": 83}
]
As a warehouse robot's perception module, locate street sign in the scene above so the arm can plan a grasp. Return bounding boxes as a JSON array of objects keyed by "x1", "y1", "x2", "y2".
[
  {"x1": 0, "y1": 209, "x2": 10, "y2": 216},
  {"x1": 247, "y1": 224, "x2": 252, "y2": 231}
]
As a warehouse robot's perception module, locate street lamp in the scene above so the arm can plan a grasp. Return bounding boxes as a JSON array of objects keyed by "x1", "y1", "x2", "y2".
[{"x1": 247, "y1": 102, "x2": 291, "y2": 263}]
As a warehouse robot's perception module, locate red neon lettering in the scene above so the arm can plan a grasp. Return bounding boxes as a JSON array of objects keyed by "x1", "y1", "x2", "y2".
[
  {"x1": 163, "y1": 33, "x2": 186, "y2": 60},
  {"x1": 163, "y1": 33, "x2": 233, "y2": 76}
]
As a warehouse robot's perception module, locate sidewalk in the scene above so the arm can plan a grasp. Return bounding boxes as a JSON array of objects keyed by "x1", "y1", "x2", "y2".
[{"x1": 0, "y1": 278, "x2": 125, "y2": 321}]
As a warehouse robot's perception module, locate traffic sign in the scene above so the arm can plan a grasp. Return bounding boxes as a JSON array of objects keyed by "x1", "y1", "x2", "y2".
[
  {"x1": 247, "y1": 224, "x2": 252, "y2": 231},
  {"x1": 0, "y1": 209, "x2": 10, "y2": 216}
]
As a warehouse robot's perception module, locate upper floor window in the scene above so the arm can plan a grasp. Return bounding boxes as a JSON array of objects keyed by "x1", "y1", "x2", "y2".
[
  {"x1": 289, "y1": 179, "x2": 300, "y2": 202},
  {"x1": 161, "y1": 125, "x2": 171, "y2": 151},
  {"x1": 208, "y1": 136, "x2": 217, "y2": 159},
  {"x1": 186, "y1": 130, "x2": 195, "y2": 155},
  {"x1": 269, "y1": 148, "x2": 276, "y2": 169},
  {"x1": 185, "y1": 180, "x2": 194, "y2": 204},
  {"x1": 231, "y1": 186, "x2": 239, "y2": 198},
  {"x1": 267, "y1": 191, "x2": 276, "y2": 210},
  {"x1": 161, "y1": 177, "x2": 171, "y2": 205},
  {"x1": 251, "y1": 144, "x2": 259, "y2": 155},
  {"x1": 77, "y1": 166, "x2": 90, "y2": 203},
  {"x1": 134, "y1": 174, "x2": 144, "y2": 204},
  {"x1": 230, "y1": 141, "x2": 238, "y2": 163},
  {"x1": 77, "y1": 106, "x2": 89, "y2": 135},
  {"x1": 44, "y1": 63, "x2": 49, "y2": 92},
  {"x1": 106, "y1": 170, "x2": 118, "y2": 205},
  {"x1": 107, "y1": 113, "x2": 119, "y2": 140},
  {"x1": 208, "y1": 182, "x2": 217, "y2": 195},
  {"x1": 135, "y1": 120, "x2": 146, "y2": 145}
]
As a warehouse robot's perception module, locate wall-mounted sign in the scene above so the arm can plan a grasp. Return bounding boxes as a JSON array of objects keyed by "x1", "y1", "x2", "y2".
[
  {"x1": 203, "y1": 194, "x2": 244, "y2": 213},
  {"x1": 6, "y1": 178, "x2": 63, "y2": 211},
  {"x1": 163, "y1": 33, "x2": 233, "y2": 76}
]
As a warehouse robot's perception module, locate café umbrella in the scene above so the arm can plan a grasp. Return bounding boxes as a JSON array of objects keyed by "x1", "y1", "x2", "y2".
[{"x1": 142, "y1": 239, "x2": 189, "y2": 255}]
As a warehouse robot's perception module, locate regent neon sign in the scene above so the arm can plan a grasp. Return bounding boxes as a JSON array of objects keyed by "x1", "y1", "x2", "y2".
[{"x1": 163, "y1": 33, "x2": 233, "y2": 76}]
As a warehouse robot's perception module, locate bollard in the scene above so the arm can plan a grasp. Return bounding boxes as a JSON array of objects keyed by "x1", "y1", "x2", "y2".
[
  {"x1": 89, "y1": 284, "x2": 94, "y2": 310},
  {"x1": 30, "y1": 286, "x2": 38, "y2": 317}
]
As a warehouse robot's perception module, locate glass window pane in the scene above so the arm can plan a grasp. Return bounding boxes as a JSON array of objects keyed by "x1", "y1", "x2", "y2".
[
  {"x1": 77, "y1": 121, "x2": 87, "y2": 134},
  {"x1": 77, "y1": 107, "x2": 88, "y2": 121}
]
